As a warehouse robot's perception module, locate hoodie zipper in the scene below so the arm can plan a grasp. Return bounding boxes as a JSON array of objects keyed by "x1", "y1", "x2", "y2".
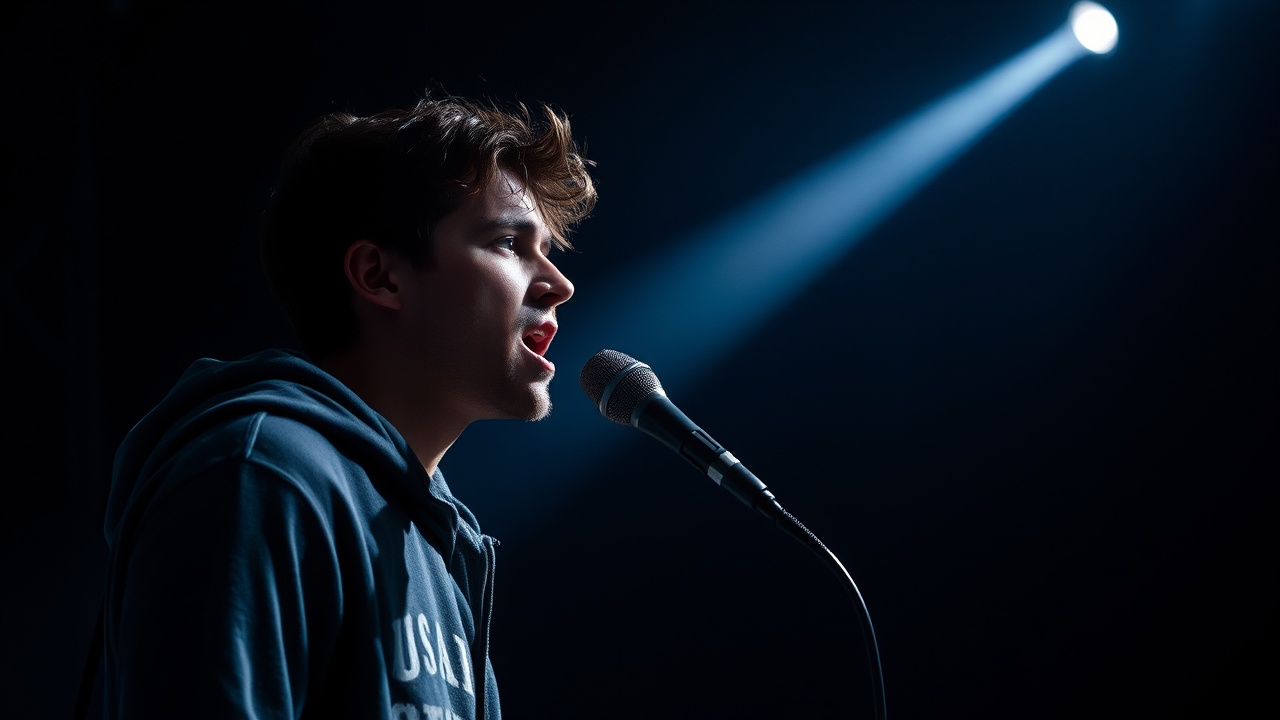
[{"x1": 473, "y1": 535, "x2": 498, "y2": 719}]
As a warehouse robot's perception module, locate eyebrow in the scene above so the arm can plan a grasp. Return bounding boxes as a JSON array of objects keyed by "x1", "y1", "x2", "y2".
[{"x1": 480, "y1": 214, "x2": 541, "y2": 234}]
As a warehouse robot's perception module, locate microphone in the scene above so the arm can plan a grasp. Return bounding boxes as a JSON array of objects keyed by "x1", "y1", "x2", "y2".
[
  {"x1": 580, "y1": 348, "x2": 889, "y2": 720},
  {"x1": 579, "y1": 349, "x2": 782, "y2": 519}
]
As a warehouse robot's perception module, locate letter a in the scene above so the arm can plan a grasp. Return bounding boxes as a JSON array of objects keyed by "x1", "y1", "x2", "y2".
[
  {"x1": 453, "y1": 634, "x2": 474, "y2": 696},
  {"x1": 417, "y1": 614, "x2": 438, "y2": 675},
  {"x1": 435, "y1": 621, "x2": 459, "y2": 688}
]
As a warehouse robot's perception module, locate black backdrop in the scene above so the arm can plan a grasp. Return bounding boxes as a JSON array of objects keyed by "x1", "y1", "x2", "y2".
[{"x1": 2, "y1": 1, "x2": 1276, "y2": 718}]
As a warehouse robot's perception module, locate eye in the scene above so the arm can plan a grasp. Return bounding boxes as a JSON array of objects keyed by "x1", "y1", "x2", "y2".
[{"x1": 494, "y1": 236, "x2": 517, "y2": 253}]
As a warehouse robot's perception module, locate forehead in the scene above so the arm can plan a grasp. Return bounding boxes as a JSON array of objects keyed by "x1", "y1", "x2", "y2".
[{"x1": 460, "y1": 168, "x2": 546, "y2": 230}]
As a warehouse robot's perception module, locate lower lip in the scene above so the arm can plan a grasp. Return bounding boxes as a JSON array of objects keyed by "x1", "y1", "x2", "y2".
[{"x1": 524, "y1": 343, "x2": 555, "y2": 373}]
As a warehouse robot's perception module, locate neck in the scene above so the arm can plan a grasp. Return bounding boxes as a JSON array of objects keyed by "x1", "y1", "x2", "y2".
[{"x1": 318, "y1": 351, "x2": 468, "y2": 477}]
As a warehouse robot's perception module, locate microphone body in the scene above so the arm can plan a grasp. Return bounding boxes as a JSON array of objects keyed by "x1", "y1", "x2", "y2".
[
  {"x1": 580, "y1": 349, "x2": 779, "y2": 517},
  {"x1": 631, "y1": 390, "x2": 778, "y2": 514}
]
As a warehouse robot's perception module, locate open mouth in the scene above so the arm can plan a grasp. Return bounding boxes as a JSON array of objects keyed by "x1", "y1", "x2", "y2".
[{"x1": 522, "y1": 322, "x2": 556, "y2": 357}]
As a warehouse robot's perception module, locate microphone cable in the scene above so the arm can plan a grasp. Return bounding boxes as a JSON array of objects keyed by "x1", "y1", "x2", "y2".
[{"x1": 767, "y1": 499, "x2": 886, "y2": 720}]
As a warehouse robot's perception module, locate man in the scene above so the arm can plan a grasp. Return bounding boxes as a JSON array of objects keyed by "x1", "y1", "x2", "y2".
[{"x1": 99, "y1": 95, "x2": 596, "y2": 719}]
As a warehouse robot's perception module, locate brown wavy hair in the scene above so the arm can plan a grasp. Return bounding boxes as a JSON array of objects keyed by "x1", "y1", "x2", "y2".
[{"x1": 260, "y1": 94, "x2": 597, "y2": 359}]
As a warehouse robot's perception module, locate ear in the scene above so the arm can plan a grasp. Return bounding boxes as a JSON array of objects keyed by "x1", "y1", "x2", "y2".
[{"x1": 342, "y1": 240, "x2": 403, "y2": 310}]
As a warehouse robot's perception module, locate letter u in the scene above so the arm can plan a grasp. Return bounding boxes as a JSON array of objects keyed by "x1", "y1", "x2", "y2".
[{"x1": 392, "y1": 614, "x2": 421, "y2": 682}]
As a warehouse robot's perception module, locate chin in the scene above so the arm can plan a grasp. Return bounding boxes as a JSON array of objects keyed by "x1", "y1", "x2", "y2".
[
  {"x1": 488, "y1": 384, "x2": 553, "y2": 422},
  {"x1": 525, "y1": 406, "x2": 553, "y2": 422},
  {"x1": 523, "y1": 392, "x2": 553, "y2": 422}
]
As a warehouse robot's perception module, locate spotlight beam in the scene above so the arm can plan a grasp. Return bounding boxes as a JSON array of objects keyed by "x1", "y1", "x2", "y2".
[
  {"x1": 565, "y1": 28, "x2": 1087, "y2": 397},
  {"x1": 458, "y1": 17, "x2": 1102, "y2": 538}
]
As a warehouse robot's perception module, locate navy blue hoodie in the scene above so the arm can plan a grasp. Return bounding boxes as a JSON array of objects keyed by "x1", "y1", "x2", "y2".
[{"x1": 102, "y1": 349, "x2": 500, "y2": 719}]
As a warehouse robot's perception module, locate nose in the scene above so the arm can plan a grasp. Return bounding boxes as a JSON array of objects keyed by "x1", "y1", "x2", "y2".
[{"x1": 530, "y1": 256, "x2": 574, "y2": 308}]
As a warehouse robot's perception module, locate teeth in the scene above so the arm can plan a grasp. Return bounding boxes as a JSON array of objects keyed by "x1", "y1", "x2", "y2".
[{"x1": 523, "y1": 328, "x2": 547, "y2": 353}]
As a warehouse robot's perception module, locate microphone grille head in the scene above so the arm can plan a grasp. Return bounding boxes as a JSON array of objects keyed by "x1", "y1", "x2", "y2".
[{"x1": 580, "y1": 349, "x2": 663, "y2": 425}]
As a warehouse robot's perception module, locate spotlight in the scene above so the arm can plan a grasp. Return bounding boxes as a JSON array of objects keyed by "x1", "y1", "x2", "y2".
[{"x1": 1070, "y1": 1, "x2": 1118, "y2": 54}]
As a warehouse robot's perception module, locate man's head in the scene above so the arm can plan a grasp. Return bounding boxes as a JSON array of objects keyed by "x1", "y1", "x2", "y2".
[{"x1": 260, "y1": 94, "x2": 597, "y2": 361}]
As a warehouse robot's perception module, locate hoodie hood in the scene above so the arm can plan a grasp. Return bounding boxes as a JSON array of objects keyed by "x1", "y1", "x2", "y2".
[
  {"x1": 106, "y1": 349, "x2": 471, "y2": 554},
  {"x1": 101, "y1": 348, "x2": 502, "y2": 718}
]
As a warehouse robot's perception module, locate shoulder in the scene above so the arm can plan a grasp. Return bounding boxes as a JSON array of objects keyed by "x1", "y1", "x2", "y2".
[
  {"x1": 155, "y1": 411, "x2": 373, "y2": 514},
  {"x1": 171, "y1": 409, "x2": 350, "y2": 470}
]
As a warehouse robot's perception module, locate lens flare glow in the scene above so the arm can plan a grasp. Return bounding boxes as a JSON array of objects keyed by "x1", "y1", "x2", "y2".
[{"x1": 1070, "y1": 1, "x2": 1118, "y2": 54}]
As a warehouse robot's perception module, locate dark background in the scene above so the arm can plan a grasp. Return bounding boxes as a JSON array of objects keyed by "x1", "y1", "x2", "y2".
[{"x1": 2, "y1": 1, "x2": 1275, "y2": 718}]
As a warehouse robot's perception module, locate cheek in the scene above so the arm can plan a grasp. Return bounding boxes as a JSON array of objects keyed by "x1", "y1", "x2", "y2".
[
  {"x1": 472, "y1": 265, "x2": 527, "y2": 311},
  {"x1": 439, "y1": 264, "x2": 526, "y2": 332}
]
